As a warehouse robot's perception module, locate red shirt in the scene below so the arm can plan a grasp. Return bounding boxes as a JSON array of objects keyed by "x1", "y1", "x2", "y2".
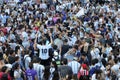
[{"x1": 77, "y1": 69, "x2": 89, "y2": 79}]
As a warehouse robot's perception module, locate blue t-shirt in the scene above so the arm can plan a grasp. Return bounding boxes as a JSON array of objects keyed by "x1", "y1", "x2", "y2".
[{"x1": 26, "y1": 69, "x2": 37, "y2": 80}]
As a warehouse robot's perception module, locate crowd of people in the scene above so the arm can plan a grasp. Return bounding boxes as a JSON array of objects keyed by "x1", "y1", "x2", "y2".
[{"x1": 0, "y1": 0, "x2": 120, "y2": 80}]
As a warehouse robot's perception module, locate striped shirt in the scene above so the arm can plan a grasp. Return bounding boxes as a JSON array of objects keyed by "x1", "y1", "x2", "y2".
[
  {"x1": 78, "y1": 69, "x2": 89, "y2": 79},
  {"x1": 68, "y1": 61, "x2": 80, "y2": 74},
  {"x1": 33, "y1": 63, "x2": 45, "y2": 80},
  {"x1": 79, "y1": 70, "x2": 89, "y2": 76}
]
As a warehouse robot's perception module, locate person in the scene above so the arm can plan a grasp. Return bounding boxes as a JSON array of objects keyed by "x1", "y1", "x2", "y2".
[
  {"x1": 49, "y1": 61, "x2": 59, "y2": 80},
  {"x1": 60, "y1": 39, "x2": 71, "y2": 58},
  {"x1": 25, "y1": 62, "x2": 38, "y2": 80},
  {"x1": 1, "y1": 73, "x2": 9, "y2": 80},
  {"x1": 111, "y1": 58, "x2": 120, "y2": 79},
  {"x1": 8, "y1": 50, "x2": 15, "y2": 64},
  {"x1": 58, "y1": 58, "x2": 73, "y2": 78},
  {"x1": 33, "y1": 57, "x2": 45, "y2": 80},
  {"x1": 34, "y1": 31, "x2": 53, "y2": 66},
  {"x1": 0, "y1": 0, "x2": 120, "y2": 80},
  {"x1": 24, "y1": 50, "x2": 31, "y2": 70},
  {"x1": 67, "y1": 55, "x2": 80, "y2": 79},
  {"x1": 79, "y1": 52, "x2": 89, "y2": 66},
  {"x1": 44, "y1": 61, "x2": 59, "y2": 80},
  {"x1": 13, "y1": 63, "x2": 23, "y2": 80},
  {"x1": 77, "y1": 64, "x2": 89, "y2": 80},
  {"x1": 90, "y1": 45, "x2": 100, "y2": 60},
  {"x1": 0, "y1": 66, "x2": 11, "y2": 80},
  {"x1": 91, "y1": 69, "x2": 105, "y2": 80}
]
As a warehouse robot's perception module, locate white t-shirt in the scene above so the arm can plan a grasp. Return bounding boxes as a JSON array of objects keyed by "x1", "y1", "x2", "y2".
[
  {"x1": 37, "y1": 44, "x2": 51, "y2": 60},
  {"x1": 90, "y1": 48, "x2": 100, "y2": 60},
  {"x1": 105, "y1": 47, "x2": 112, "y2": 56},
  {"x1": 14, "y1": 69, "x2": 22, "y2": 80},
  {"x1": 111, "y1": 64, "x2": 120, "y2": 77}
]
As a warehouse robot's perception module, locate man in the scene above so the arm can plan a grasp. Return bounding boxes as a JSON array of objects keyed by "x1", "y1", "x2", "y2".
[
  {"x1": 8, "y1": 50, "x2": 15, "y2": 64},
  {"x1": 33, "y1": 57, "x2": 45, "y2": 80},
  {"x1": 79, "y1": 52, "x2": 89, "y2": 66},
  {"x1": 58, "y1": 58, "x2": 73, "y2": 78},
  {"x1": 34, "y1": 31, "x2": 53, "y2": 66},
  {"x1": 111, "y1": 58, "x2": 120, "y2": 79},
  {"x1": 60, "y1": 39, "x2": 71, "y2": 58},
  {"x1": 24, "y1": 50, "x2": 31, "y2": 70},
  {"x1": 67, "y1": 55, "x2": 80, "y2": 75}
]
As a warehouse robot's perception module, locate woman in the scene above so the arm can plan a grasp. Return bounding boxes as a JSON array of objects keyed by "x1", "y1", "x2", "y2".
[
  {"x1": 44, "y1": 61, "x2": 59, "y2": 80},
  {"x1": 14, "y1": 63, "x2": 23, "y2": 80},
  {"x1": 49, "y1": 61, "x2": 59, "y2": 80},
  {"x1": 25, "y1": 62, "x2": 38, "y2": 80}
]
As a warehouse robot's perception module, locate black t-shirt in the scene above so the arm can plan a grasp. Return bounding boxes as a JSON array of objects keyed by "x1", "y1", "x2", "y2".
[
  {"x1": 61, "y1": 45, "x2": 71, "y2": 57},
  {"x1": 58, "y1": 65, "x2": 73, "y2": 78},
  {"x1": 8, "y1": 56, "x2": 15, "y2": 64}
]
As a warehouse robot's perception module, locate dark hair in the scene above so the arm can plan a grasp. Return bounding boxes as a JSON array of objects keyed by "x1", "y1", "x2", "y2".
[
  {"x1": 61, "y1": 58, "x2": 68, "y2": 65},
  {"x1": 42, "y1": 39, "x2": 46, "y2": 45},
  {"x1": 1, "y1": 73, "x2": 8, "y2": 80},
  {"x1": 101, "y1": 59, "x2": 107, "y2": 67},
  {"x1": 15, "y1": 46, "x2": 20, "y2": 54},
  {"x1": 9, "y1": 50, "x2": 15, "y2": 55},
  {"x1": 81, "y1": 52, "x2": 87, "y2": 57},
  {"x1": 114, "y1": 58, "x2": 118, "y2": 64},
  {"x1": 51, "y1": 61, "x2": 58, "y2": 70},
  {"x1": 73, "y1": 45, "x2": 78, "y2": 50},
  {"x1": 36, "y1": 57, "x2": 41, "y2": 63},
  {"x1": 63, "y1": 39, "x2": 68, "y2": 43},
  {"x1": 95, "y1": 69, "x2": 102, "y2": 79},
  {"x1": 1, "y1": 66, "x2": 8, "y2": 72},
  {"x1": 53, "y1": 45, "x2": 58, "y2": 50},
  {"x1": 15, "y1": 56, "x2": 19, "y2": 61},
  {"x1": 103, "y1": 53, "x2": 107, "y2": 58},
  {"x1": 94, "y1": 58, "x2": 98, "y2": 63},
  {"x1": 14, "y1": 63, "x2": 20, "y2": 70},
  {"x1": 44, "y1": 66, "x2": 50, "y2": 80},
  {"x1": 91, "y1": 59, "x2": 96, "y2": 65},
  {"x1": 29, "y1": 62, "x2": 33, "y2": 69},
  {"x1": 24, "y1": 50, "x2": 29, "y2": 55}
]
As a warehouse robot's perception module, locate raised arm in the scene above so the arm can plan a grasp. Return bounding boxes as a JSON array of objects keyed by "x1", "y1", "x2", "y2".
[
  {"x1": 34, "y1": 33, "x2": 38, "y2": 50},
  {"x1": 49, "y1": 31, "x2": 53, "y2": 45}
]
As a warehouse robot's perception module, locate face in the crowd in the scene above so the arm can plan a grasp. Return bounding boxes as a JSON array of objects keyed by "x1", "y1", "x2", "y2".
[
  {"x1": 81, "y1": 55, "x2": 86, "y2": 60},
  {"x1": 106, "y1": 64, "x2": 111, "y2": 70}
]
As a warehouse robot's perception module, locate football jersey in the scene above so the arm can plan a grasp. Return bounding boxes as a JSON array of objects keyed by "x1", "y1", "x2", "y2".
[
  {"x1": 37, "y1": 44, "x2": 51, "y2": 60},
  {"x1": 33, "y1": 63, "x2": 45, "y2": 80}
]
